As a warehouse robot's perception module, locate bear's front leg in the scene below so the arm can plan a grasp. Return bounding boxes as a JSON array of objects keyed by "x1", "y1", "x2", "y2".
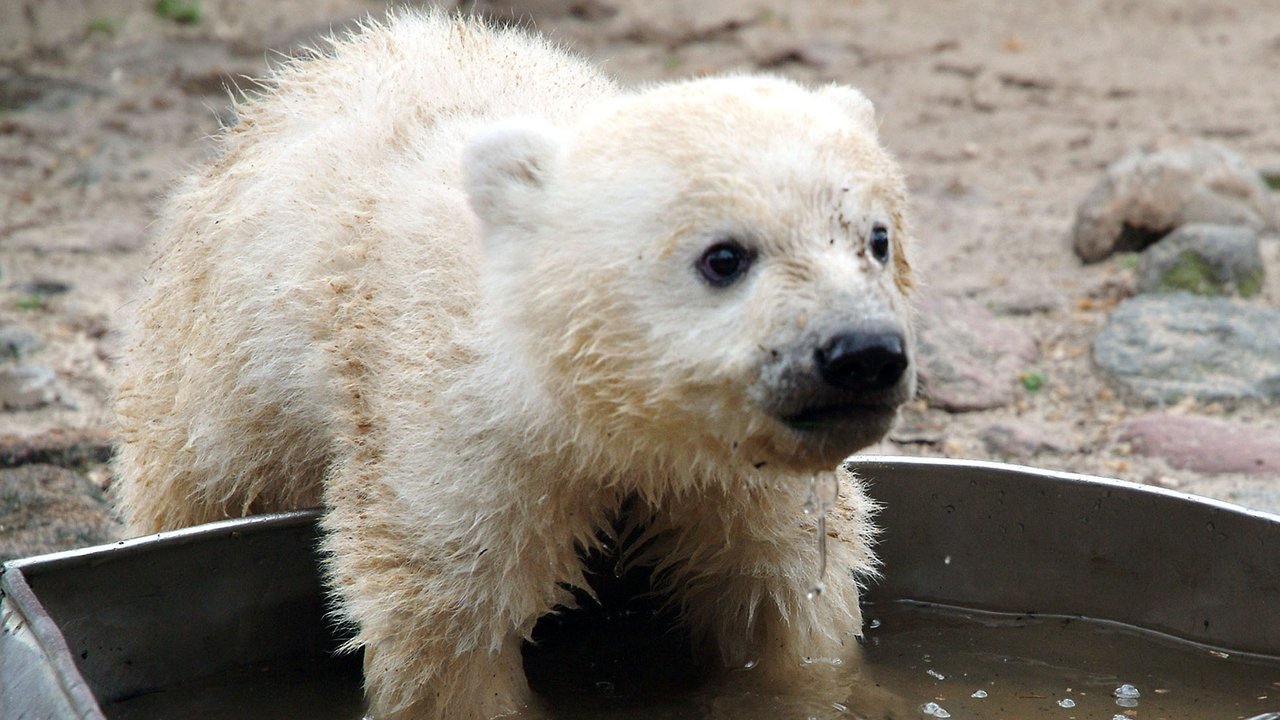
[
  {"x1": 646, "y1": 471, "x2": 915, "y2": 718},
  {"x1": 360, "y1": 629, "x2": 533, "y2": 720},
  {"x1": 321, "y1": 472, "x2": 602, "y2": 720},
  {"x1": 649, "y1": 470, "x2": 878, "y2": 682}
]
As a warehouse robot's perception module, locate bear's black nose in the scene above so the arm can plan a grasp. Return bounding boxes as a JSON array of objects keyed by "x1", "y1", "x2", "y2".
[{"x1": 815, "y1": 331, "x2": 908, "y2": 392}]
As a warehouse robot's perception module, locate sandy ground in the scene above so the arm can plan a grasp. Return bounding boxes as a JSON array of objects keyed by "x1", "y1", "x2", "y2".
[{"x1": 1, "y1": 0, "x2": 1278, "y2": 557}]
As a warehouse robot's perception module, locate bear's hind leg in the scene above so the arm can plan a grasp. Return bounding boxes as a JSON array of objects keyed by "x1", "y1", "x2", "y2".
[{"x1": 114, "y1": 378, "x2": 329, "y2": 534}]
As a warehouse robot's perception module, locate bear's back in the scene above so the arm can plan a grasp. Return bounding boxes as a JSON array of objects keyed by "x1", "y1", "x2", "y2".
[
  {"x1": 114, "y1": 13, "x2": 615, "y2": 531},
  {"x1": 144, "y1": 11, "x2": 618, "y2": 393},
  {"x1": 199, "y1": 10, "x2": 616, "y2": 286}
]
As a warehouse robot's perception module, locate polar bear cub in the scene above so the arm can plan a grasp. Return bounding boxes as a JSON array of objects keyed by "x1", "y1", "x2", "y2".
[{"x1": 115, "y1": 10, "x2": 916, "y2": 720}]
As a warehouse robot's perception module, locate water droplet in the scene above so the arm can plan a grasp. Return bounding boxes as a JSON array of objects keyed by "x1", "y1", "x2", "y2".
[
  {"x1": 594, "y1": 680, "x2": 614, "y2": 693},
  {"x1": 742, "y1": 659, "x2": 757, "y2": 669},
  {"x1": 944, "y1": 555, "x2": 952, "y2": 565},
  {"x1": 831, "y1": 701, "x2": 848, "y2": 713},
  {"x1": 920, "y1": 702, "x2": 951, "y2": 718},
  {"x1": 926, "y1": 668, "x2": 945, "y2": 680},
  {"x1": 1058, "y1": 698, "x2": 1076, "y2": 708},
  {"x1": 1112, "y1": 716, "x2": 1128, "y2": 720},
  {"x1": 807, "y1": 581, "x2": 826, "y2": 599},
  {"x1": 814, "y1": 470, "x2": 839, "y2": 505},
  {"x1": 868, "y1": 618, "x2": 881, "y2": 629},
  {"x1": 971, "y1": 690, "x2": 988, "y2": 699},
  {"x1": 1116, "y1": 698, "x2": 1139, "y2": 708},
  {"x1": 1113, "y1": 683, "x2": 1140, "y2": 699}
]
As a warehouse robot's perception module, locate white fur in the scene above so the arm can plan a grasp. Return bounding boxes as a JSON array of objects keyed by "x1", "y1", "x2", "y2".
[{"x1": 115, "y1": 10, "x2": 916, "y2": 719}]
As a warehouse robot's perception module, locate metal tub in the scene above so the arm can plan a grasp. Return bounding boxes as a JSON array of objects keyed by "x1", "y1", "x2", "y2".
[
  {"x1": 4, "y1": 457, "x2": 1279, "y2": 718},
  {"x1": 1, "y1": 513, "x2": 360, "y2": 719}
]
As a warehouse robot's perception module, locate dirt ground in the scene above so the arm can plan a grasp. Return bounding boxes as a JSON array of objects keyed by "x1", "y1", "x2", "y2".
[{"x1": 1, "y1": 0, "x2": 1278, "y2": 555}]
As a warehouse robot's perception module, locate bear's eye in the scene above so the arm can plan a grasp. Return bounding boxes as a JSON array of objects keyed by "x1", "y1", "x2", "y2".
[
  {"x1": 698, "y1": 241, "x2": 752, "y2": 287},
  {"x1": 868, "y1": 224, "x2": 890, "y2": 264}
]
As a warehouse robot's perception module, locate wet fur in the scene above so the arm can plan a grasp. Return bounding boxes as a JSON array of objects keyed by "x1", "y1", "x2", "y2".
[{"x1": 115, "y1": 10, "x2": 913, "y2": 719}]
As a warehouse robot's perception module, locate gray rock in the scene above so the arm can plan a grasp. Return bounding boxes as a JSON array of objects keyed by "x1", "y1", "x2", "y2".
[
  {"x1": 0, "y1": 365, "x2": 60, "y2": 410},
  {"x1": 0, "y1": 464, "x2": 122, "y2": 562},
  {"x1": 1093, "y1": 294, "x2": 1280, "y2": 403},
  {"x1": 1072, "y1": 138, "x2": 1279, "y2": 263},
  {"x1": 1137, "y1": 223, "x2": 1264, "y2": 297},
  {"x1": 916, "y1": 292, "x2": 1039, "y2": 412},
  {"x1": 981, "y1": 422, "x2": 1078, "y2": 458},
  {"x1": 1121, "y1": 413, "x2": 1280, "y2": 475},
  {"x1": 0, "y1": 325, "x2": 42, "y2": 360}
]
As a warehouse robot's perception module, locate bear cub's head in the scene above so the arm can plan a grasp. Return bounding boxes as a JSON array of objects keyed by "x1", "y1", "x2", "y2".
[{"x1": 464, "y1": 76, "x2": 916, "y2": 475}]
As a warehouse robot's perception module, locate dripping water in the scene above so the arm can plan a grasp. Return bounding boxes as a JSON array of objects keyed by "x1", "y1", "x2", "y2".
[{"x1": 803, "y1": 470, "x2": 840, "y2": 599}]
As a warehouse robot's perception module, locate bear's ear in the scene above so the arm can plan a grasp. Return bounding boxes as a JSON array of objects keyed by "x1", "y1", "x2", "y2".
[
  {"x1": 819, "y1": 84, "x2": 878, "y2": 135},
  {"x1": 463, "y1": 119, "x2": 563, "y2": 230}
]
